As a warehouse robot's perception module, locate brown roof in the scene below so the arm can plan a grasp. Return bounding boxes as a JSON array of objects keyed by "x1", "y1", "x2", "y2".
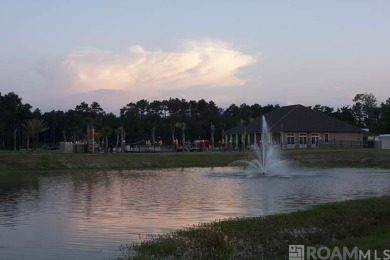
[{"x1": 225, "y1": 104, "x2": 364, "y2": 134}]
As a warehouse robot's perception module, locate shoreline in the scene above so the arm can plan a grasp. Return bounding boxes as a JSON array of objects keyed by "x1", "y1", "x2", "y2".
[
  {"x1": 0, "y1": 151, "x2": 248, "y2": 173},
  {"x1": 118, "y1": 196, "x2": 390, "y2": 259}
]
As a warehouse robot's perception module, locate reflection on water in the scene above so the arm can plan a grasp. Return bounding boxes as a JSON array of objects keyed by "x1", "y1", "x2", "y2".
[{"x1": 0, "y1": 167, "x2": 389, "y2": 259}]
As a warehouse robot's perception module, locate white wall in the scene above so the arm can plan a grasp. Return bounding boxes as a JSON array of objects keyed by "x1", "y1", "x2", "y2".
[{"x1": 381, "y1": 140, "x2": 390, "y2": 149}]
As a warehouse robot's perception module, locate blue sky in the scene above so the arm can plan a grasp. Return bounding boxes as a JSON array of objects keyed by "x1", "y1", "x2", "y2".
[{"x1": 1, "y1": 1, "x2": 389, "y2": 113}]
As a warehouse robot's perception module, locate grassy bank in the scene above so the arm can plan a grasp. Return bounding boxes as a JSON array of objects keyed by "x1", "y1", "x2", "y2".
[
  {"x1": 0, "y1": 148, "x2": 390, "y2": 173},
  {"x1": 0, "y1": 150, "x2": 249, "y2": 173},
  {"x1": 118, "y1": 196, "x2": 390, "y2": 259},
  {"x1": 283, "y1": 148, "x2": 390, "y2": 168}
]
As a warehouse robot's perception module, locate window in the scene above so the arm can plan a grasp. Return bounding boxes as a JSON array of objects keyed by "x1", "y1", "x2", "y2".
[
  {"x1": 324, "y1": 133, "x2": 329, "y2": 143},
  {"x1": 299, "y1": 134, "x2": 307, "y2": 145},
  {"x1": 287, "y1": 134, "x2": 295, "y2": 144},
  {"x1": 311, "y1": 133, "x2": 319, "y2": 145}
]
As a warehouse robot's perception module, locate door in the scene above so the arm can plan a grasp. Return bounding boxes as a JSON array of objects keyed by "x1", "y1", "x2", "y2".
[
  {"x1": 311, "y1": 133, "x2": 319, "y2": 148},
  {"x1": 299, "y1": 134, "x2": 307, "y2": 148},
  {"x1": 287, "y1": 134, "x2": 295, "y2": 149}
]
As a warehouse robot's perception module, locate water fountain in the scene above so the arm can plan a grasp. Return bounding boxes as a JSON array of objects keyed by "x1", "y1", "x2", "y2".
[{"x1": 234, "y1": 116, "x2": 290, "y2": 176}]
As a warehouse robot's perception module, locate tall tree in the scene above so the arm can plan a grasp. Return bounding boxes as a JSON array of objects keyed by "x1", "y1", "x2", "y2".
[
  {"x1": 313, "y1": 105, "x2": 334, "y2": 116},
  {"x1": 101, "y1": 126, "x2": 112, "y2": 153},
  {"x1": 22, "y1": 119, "x2": 48, "y2": 151},
  {"x1": 90, "y1": 101, "x2": 105, "y2": 116},
  {"x1": 352, "y1": 93, "x2": 379, "y2": 129},
  {"x1": 0, "y1": 92, "x2": 32, "y2": 150},
  {"x1": 0, "y1": 93, "x2": 5, "y2": 149},
  {"x1": 333, "y1": 106, "x2": 355, "y2": 125},
  {"x1": 114, "y1": 126, "x2": 126, "y2": 152},
  {"x1": 379, "y1": 98, "x2": 390, "y2": 133}
]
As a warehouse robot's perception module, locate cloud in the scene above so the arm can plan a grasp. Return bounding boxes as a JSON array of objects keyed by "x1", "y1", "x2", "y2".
[{"x1": 59, "y1": 40, "x2": 256, "y2": 95}]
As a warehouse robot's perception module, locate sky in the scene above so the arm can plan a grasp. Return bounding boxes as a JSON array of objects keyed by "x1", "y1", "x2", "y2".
[{"x1": 1, "y1": 0, "x2": 389, "y2": 114}]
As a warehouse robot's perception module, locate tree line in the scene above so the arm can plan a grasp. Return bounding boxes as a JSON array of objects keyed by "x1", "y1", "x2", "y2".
[{"x1": 0, "y1": 92, "x2": 389, "y2": 150}]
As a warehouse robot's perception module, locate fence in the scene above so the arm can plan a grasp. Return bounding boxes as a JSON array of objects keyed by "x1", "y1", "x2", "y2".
[
  {"x1": 375, "y1": 140, "x2": 390, "y2": 149},
  {"x1": 318, "y1": 140, "x2": 369, "y2": 148},
  {"x1": 279, "y1": 140, "x2": 370, "y2": 150}
]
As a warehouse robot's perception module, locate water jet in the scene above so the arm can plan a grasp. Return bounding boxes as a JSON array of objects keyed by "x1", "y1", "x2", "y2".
[{"x1": 234, "y1": 116, "x2": 291, "y2": 176}]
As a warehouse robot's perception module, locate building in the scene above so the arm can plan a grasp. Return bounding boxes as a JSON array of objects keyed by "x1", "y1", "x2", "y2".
[
  {"x1": 223, "y1": 104, "x2": 369, "y2": 149},
  {"x1": 377, "y1": 134, "x2": 390, "y2": 149}
]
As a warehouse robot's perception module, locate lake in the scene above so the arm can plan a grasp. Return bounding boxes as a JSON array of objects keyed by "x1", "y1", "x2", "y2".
[{"x1": 0, "y1": 167, "x2": 389, "y2": 259}]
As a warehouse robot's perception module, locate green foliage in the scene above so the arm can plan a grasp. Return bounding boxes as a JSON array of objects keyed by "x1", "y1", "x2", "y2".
[
  {"x1": 21, "y1": 118, "x2": 49, "y2": 151},
  {"x1": 0, "y1": 92, "x2": 32, "y2": 149},
  {"x1": 129, "y1": 237, "x2": 179, "y2": 259},
  {"x1": 1, "y1": 91, "x2": 390, "y2": 152},
  {"x1": 352, "y1": 92, "x2": 380, "y2": 129},
  {"x1": 379, "y1": 98, "x2": 390, "y2": 133},
  {"x1": 0, "y1": 150, "x2": 250, "y2": 172},
  {"x1": 119, "y1": 196, "x2": 390, "y2": 259},
  {"x1": 331, "y1": 225, "x2": 390, "y2": 254}
]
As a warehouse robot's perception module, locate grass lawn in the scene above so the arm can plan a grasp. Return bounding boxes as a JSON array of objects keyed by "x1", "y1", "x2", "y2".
[
  {"x1": 117, "y1": 196, "x2": 390, "y2": 259},
  {"x1": 0, "y1": 148, "x2": 389, "y2": 173},
  {"x1": 0, "y1": 150, "x2": 249, "y2": 173},
  {"x1": 282, "y1": 148, "x2": 390, "y2": 168}
]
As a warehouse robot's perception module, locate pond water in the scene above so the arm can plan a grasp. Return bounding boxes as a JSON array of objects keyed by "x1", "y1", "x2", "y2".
[{"x1": 0, "y1": 167, "x2": 390, "y2": 259}]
